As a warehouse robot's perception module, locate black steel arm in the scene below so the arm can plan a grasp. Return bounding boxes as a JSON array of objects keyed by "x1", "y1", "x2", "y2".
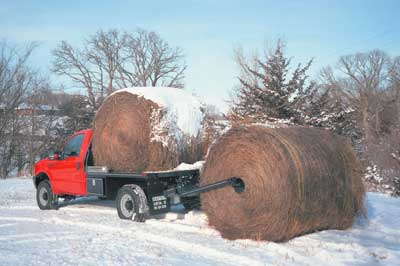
[{"x1": 164, "y1": 177, "x2": 245, "y2": 198}]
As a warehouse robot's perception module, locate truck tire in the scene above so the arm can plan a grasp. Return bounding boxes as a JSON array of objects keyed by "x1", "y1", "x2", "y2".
[
  {"x1": 116, "y1": 185, "x2": 148, "y2": 222},
  {"x1": 36, "y1": 180, "x2": 57, "y2": 210}
]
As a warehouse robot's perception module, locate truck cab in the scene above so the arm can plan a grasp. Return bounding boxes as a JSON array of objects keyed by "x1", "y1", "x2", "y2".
[{"x1": 34, "y1": 129, "x2": 93, "y2": 196}]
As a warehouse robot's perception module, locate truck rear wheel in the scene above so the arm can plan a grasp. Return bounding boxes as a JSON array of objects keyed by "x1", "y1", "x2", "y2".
[
  {"x1": 116, "y1": 185, "x2": 148, "y2": 222},
  {"x1": 36, "y1": 180, "x2": 57, "y2": 210}
]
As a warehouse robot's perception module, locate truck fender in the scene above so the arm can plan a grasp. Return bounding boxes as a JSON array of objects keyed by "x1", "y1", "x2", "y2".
[{"x1": 33, "y1": 172, "x2": 51, "y2": 188}]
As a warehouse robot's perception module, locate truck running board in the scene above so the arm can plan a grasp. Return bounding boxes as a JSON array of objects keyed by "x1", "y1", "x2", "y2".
[{"x1": 164, "y1": 177, "x2": 245, "y2": 198}]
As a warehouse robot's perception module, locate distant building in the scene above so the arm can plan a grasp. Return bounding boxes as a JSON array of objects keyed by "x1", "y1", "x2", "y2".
[{"x1": 16, "y1": 103, "x2": 59, "y2": 116}]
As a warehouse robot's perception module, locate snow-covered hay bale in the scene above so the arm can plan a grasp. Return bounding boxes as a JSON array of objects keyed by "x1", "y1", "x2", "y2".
[
  {"x1": 92, "y1": 87, "x2": 204, "y2": 172},
  {"x1": 201, "y1": 125, "x2": 365, "y2": 242}
]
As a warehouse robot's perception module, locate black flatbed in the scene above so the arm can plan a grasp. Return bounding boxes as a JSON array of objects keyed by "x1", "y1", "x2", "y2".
[{"x1": 85, "y1": 167, "x2": 200, "y2": 215}]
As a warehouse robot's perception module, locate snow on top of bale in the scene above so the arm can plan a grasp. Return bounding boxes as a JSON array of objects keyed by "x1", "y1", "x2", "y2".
[{"x1": 112, "y1": 87, "x2": 204, "y2": 138}]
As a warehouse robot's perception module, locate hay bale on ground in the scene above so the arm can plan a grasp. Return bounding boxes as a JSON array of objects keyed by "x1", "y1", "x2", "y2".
[
  {"x1": 201, "y1": 125, "x2": 365, "y2": 242},
  {"x1": 92, "y1": 87, "x2": 204, "y2": 172}
]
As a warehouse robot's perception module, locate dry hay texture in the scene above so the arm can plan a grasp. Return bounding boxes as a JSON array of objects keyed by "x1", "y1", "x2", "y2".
[
  {"x1": 92, "y1": 92, "x2": 178, "y2": 172},
  {"x1": 201, "y1": 125, "x2": 365, "y2": 242}
]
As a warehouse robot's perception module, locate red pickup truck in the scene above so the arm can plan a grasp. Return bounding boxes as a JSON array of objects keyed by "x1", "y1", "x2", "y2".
[{"x1": 33, "y1": 129, "x2": 244, "y2": 221}]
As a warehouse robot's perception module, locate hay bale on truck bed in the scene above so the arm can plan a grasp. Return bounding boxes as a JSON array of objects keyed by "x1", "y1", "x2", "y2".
[
  {"x1": 92, "y1": 87, "x2": 203, "y2": 172},
  {"x1": 201, "y1": 125, "x2": 365, "y2": 242}
]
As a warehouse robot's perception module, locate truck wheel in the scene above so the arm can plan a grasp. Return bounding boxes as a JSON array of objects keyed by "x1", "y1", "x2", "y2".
[
  {"x1": 36, "y1": 180, "x2": 57, "y2": 210},
  {"x1": 116, "y1": 185, "x2": 148, "y2": 222}
]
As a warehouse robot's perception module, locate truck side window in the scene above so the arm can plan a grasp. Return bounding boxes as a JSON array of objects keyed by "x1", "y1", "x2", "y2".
[{"x1": 63, "y1": 134, "x2": 84, "y2": 158}]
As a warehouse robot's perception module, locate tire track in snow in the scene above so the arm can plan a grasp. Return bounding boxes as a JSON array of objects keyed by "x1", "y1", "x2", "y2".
[
  {"x1": 12, "y1": 235, "x2": 82, "y2": 244},
  {"x1": 0, "y1": 216, "x2": 39, "y2": 223},
  {"x1": 0, "y1": 223, "x2": 16, "y2": 228},
  {"x1": 0, "y1": 205, "x2": 116, "y2": 214},
  {"x1": 0, "y1": 205, "x2": 218, "y2": 236},
  {"x1": 0, "y1": 231, "x2": 74, "y2": 242},
  {"x1": 48, "y1": 217, "x2": 264, "y2": 266}
]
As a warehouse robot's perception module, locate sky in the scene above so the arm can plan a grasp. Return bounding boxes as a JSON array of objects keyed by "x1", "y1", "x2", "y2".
[{"x1": 1, "y1": 0, "x2": 399, "y2": 111}]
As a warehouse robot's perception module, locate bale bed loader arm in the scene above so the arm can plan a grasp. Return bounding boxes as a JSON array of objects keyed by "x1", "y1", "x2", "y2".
[{"x1": 164, "y1": 176, "x2": 245, "y2": 198}]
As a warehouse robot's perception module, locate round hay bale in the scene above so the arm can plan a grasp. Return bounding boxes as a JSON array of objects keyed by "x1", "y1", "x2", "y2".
[
  {"x1": 92, "y1": 91, "x2": 178, "y2": 172},
  {"x1": 201, "y1": 125, "x2": 365, "y2": 242}
]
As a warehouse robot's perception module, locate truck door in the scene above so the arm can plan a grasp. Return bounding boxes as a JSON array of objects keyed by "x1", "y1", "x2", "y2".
[{"x1": 53, "y1": 134, "x2": 86, "y2": 195}]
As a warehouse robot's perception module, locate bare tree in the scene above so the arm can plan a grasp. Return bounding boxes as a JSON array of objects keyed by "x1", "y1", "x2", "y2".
[
  {"x1": 0, "y1": 41, "x2": 63, "y2": 178},
  {"x1": 0, "y1": 41, "x2": 36, "y2": 177},
  {"x1": 24, "y1": 81, "x2": 65, "y2": 174},
  {"x1": 389, "y1": 56, "x2": 400, "y2": 126},
  {"x1": 336, "y1": 50, "x2": 391, "y2": 145},
  {"x1": 87, "y1": 30, "x2": 128, "y2": 96},
  {"x1": 52, "y1": 30, "x2": 128, "y2": 109},
  {"x1": 317, "y1": 50, "x2": 400, "y2": 194},
  {"x1": 117, "y1": 29, "x2": 186, "y2": 88},
  {"x1": 52, "y1": 29, "x2": 187, "y2": 109}
]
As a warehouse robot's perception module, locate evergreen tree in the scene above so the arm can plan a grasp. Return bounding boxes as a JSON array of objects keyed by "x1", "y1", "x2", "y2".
[
  {"x1": 59, "y1": 95, "x2": 94, "y2": 136},
  {"x1": 229, "y1": 40, "x2": 314, "y2": 124},
  {"x1": 303, "y1": 82, "x2": 359, "y2": 140}
]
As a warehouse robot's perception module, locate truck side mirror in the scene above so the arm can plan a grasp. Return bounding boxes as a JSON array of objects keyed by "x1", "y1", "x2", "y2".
[{"x1": 49, "y1": 150, "x2": 62, "y2": 160}]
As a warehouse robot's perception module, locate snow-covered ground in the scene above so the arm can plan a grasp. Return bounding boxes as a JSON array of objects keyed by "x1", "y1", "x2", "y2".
[{"x1": 0, "y1": 178, "x2": 399, "y2": 266}]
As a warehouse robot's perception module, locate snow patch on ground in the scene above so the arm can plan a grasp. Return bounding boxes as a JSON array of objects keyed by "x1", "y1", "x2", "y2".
[
  {"x1": 112, "y1": 87, "x2": 204, "y2": 142},
  {"x1": 1, "y1": 178, "x2": 399, "y2": 266}
]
